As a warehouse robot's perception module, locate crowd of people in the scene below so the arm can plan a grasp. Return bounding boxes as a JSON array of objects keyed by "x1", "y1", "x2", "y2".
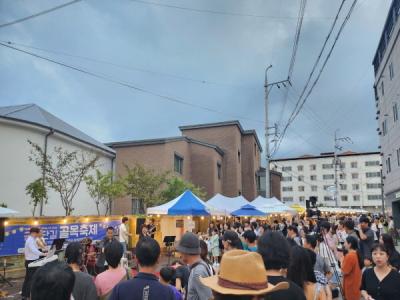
[{"x1": 20, "y1": 214, "x2": 400, "y2": 300}]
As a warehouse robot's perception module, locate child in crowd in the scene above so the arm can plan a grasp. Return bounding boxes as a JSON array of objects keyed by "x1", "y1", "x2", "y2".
[
  {"x1": 159, "y1": 267, "x2": 183, "y2": 300},
  {"x1": 210, "y1": 228, "x2": 220, "y2": 267}
]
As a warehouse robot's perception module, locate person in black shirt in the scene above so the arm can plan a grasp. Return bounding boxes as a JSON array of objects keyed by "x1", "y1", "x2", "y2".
[
  {"x1": 258, "y1": 231, "x2": 306, "y2": 300},
  {"x1": 109, "y1": 237, "x2": 174, "y2": 300},
  {"x1": 361, "y1": 243, "x2": 400, "y2": 300},
  {"x1": 379, "y1": 233, "x2": 400, "y2": 271},
  {"x1": 170, "y1": 260, "x2": 190, "y2": 293},
  {"x1": 358, "y1": 216, "x2": 375, "y2": 267}
]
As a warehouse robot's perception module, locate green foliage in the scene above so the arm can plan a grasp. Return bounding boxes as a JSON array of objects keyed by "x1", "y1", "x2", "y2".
[
  {"x1": 84, "y1": 170, "x2": 124, "y2": 216},
  {"x1": 28, "y1": 140, "x2": 99, "y2": 216},
  {"x1": 0, "y1": 203, "x2": 8, "y2": 208},
  {"x1": 25, "y1": 178, "x2": 48, "y2": 216},
  {"x1": 122, "y1": 164, "x2": 169, "y2": 211},
  {"x1": 160, "y1": 176, "x2": 206, "y2": 202}
]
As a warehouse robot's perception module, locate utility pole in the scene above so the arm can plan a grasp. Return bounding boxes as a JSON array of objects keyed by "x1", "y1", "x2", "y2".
[
  {"x1": 333, "y1": 129, "x2": 352, "y2": 208},
  {"x1": 264, "y1": 66, "x2": 290, "y2": 198},
  {"x1": 264, "y1": 65, "x2": 272, "y2": 198}
]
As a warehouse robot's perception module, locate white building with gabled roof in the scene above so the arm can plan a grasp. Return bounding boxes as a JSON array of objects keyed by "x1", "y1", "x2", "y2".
[{"x1": 0, "y1": 104, "x2": 115, "y2": 216}]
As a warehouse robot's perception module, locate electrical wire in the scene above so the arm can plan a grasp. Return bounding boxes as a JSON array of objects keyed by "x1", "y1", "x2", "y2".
[
  {"x1": 130, "y1": 0, "x2": 335, "y2": 21},
  {"x1": 0, "y1": 0, "x2": 82, "y2": 29},
  {"x1": 273, "y1": 0, "x2": 357, "y2": 157},
  {"x1": 0, "y1": 41, "x2": 265, "y2": 125},
  {"x1": 0, "y1": 40, "x2": 252, "y2": 89}
]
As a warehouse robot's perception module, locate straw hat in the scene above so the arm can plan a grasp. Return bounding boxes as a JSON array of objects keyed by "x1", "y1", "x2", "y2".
[{"x1": 200, "y1": 250, "x2": 289, "y2": 296}]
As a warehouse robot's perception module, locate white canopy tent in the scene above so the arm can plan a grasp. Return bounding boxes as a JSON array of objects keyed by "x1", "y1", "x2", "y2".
[
  {"x1": 206, "y1": 194, "x2": 249, "y2": 215},
  {"x1": 251, "y1": 196, "x2": 297, "y2": 214},
  {"x1": 0, "y1": 207, "x2": 19, "y2": 216},
  {"x1": 147, "y1": 191, "x2": 225, "y2": 216}
]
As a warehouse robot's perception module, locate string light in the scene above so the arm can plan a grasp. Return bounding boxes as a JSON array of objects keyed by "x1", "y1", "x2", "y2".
[
  {"x1": 4, "y1": 221, "x2": 8, "y2": 226},
  {"x1": 33, "y1": 220, "x2": 39, "y2": 226},
  {"x1": 156, "y1": 214, "x2": 160, "y2": 218},
  {"x1": 63, "y1": 219, "x2": 67, "y2": 224},
  {"x1": 200, "y1": 216, "x2": 204, "y2": 220},
  {"x1": 105, "y1": 217, "x2": 109, "y2": 222},
  {"x1": 187, "y1": 216, "x2": 191, "y2": 220},
  {"x1": 85, "y1": 217, "x2": 89, "y2": 222}
]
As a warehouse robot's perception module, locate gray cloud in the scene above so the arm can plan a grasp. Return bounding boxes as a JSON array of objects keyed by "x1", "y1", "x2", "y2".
[{"x1": 0, "y1": 0, "x2": 391, "y2": 162}]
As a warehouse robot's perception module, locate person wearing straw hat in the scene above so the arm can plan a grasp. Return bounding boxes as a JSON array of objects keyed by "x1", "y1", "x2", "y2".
[
  {"x1": 200, "y1": 250, "x2": 289, "y2": 300},
  {"x1": 176, "y1": 232, "x2": 213, "y2": 300}
]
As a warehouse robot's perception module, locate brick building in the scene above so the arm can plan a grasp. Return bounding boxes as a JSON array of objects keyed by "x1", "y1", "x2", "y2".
[{"x1": 107, "y1": 120, "x2": 281, "y2": 214}]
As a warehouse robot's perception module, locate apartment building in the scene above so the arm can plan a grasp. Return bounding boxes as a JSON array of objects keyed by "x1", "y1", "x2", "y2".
[
  {"x1": 270, "y1": 151, "x2": 382, "y2": 211},
  {"x1": 373, "y1": 0, "x2": 400, "y2": 221},
  {"x1": 108, "y1": 121, "x2": 281, "y2": 214}
]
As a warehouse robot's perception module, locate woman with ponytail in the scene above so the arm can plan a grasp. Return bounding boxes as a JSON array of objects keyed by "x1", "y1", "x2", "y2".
[{"x1": 341, "y1": 236, "x2": 362, "y2": 300}]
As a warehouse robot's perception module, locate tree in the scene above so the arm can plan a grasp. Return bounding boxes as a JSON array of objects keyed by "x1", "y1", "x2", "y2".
[
  {"x1": 122, "y1": 164, "x2": 168, "y2": 213},
  {"x1": 25, "y1": 178, "x2": 48, "y2": 216},
  {"x1": 28, "y1": 140, "x2": 98, "y2": 216},
  {"x1": 84, "y1": 170, "x2": 124, "y2": 216},
  {"x1": 160, "y1": 176, "x2": 206, "y2": 202}
]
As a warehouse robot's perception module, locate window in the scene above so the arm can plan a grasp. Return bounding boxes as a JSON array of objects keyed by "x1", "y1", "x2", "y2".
[
  {"x1": 381, "y1": 81, "x2": 384, "y2": 96},
  {"x1": 386, "y1": 157, "x2": 392, "y2": 173},
  {"x1": 341, "y1": 195, "x2": 348, "y2": 202},
  {"x1": 282, "y1": 197, "x2": 293, "y2": 202},
  {"x1": 297, "y1": 165, "x2": 304, "y2": 172},
  {"x1": 323, "y1": 174, "x2": 334, "y2": 180},
  {"x1": 366, "y1": 172, "x2": 381, "y2": 178},
  {"x1": 298, "y1": 186, "x2": 305, "y2": 192},
  {"x1": 282, "y1": 176, "x2": 292, "y2": 182},
  {"x1": 368, "y1": 195, "x2": 382, "y2": 200},
  {"x1": 352, "y1": 184, "x2": 360, "y2": 191},
  {"x1": 174, "y1": 154, "x2": 183, "y2": 174},
  {"x1": 367, "y1": 183, "x2": 382, "y2": 189},
  {"x1": 217, "y1": 163, "x2": 222, "y2": 180},
  {"x1": 238, "y1": 150, "x2": 241, "y2": 163},
  {"x1": 282, "y1": 166, "x2": 292, "y2": 172},
  {"x1": 353, "y1": 195, "x2": 360, "y2": 201},
  {"x1": 382, "y1": 120, "x2": 388, "y2": 136},
  {"x1": 283, "y1": 186, "x2": 293, "y2": 192},
  {"x1": 322, "y1": 164, "x2": 333, "y2": 169},
  {"x1": 351, "y1": 162, "x2": 358, "y2": 168},
  {"x1": 323, "y1": 185, "x2": 330, "y2": 191},
  {"x1": 340, "y1": 173, "x2": 346, "y2": 180},
  {"x1": 311, "y1": 185, "x2": 318, "y2": 192},
  {"x1": 340, "y1": 162, "x2": 346, "y2": 169},
  {"x1": 254, "y1": 143, "x2": 257, "y2": 156},
  {"x1": 352, "y1": 173, "x2": 359, "y2": 179},
  {"x1": 389, "y1": 62, "x2": 395, "y2": 80},
  {"x1": 365, "y1": 161, "x2": 380, "y2": 167},
  {"x1": 394, "y1": 103, "x2": 399, "y2": 122},
  {"x1": 298, "y1": 175, "x2": 304, "y2": 182},
  {"x1": 310, "y1": 164, "x2": 317, "y2": 171},
  {"x1": 340, "y1": 184, "x2": 347, "y2": 191},
  {"x1": 310, "y1": 175, "x2": 317, "y2": 181},
  {"x1": 324, "y1": 196, "x2": 332, "y2": 201},
  {"x1": 397, "y1": 148, "x2": 400, "y2": 166},
  {"x1": 299, "y1": 196, "x2": 305, "y2": 202}
]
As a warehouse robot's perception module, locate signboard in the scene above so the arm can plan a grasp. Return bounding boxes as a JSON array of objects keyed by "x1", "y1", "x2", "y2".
[
  {"x1": 176, "y1": 220, "x2": 184, "y2": 228},
  {"x1": 0, "y1": 220, "x2": 120, "y2": 256}
]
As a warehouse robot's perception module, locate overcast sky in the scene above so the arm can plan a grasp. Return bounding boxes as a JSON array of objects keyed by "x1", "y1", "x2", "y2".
[{"x1": 0, "y1": 0, "x2": 391, "y2": 161}]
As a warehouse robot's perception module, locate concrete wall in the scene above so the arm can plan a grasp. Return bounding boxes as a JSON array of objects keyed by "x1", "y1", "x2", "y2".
[
  {"x1": 241, "y1": 134, "x2": 260, "y2": 200},
  {"x1": 0, "y1": 120, "x2": 113, "y2": 217}
]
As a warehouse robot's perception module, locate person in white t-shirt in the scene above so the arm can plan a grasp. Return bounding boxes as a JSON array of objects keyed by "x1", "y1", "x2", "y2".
[{"x1": 119, "y1": 217, "x2": 131, "y2": 254}]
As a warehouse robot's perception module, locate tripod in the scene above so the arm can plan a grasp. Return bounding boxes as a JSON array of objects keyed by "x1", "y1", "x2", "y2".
[{"x1": 321, "y1": 233, "x2": 343, "y2": 299}]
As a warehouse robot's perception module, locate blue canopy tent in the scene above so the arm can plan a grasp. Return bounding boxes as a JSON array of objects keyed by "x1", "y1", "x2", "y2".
[
  {"x1": 231, "y1": 204, "x2": 266, "y2": 217},
  {"x1": 167, "y1": 190, "x2": 211, "y2": 216}
]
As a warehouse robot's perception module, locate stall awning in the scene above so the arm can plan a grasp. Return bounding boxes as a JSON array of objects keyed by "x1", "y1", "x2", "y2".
[
  {"x1": 207, "y1": 193, "x2": 249, "y2": 215},
  {"x1": 231, "y1": 204, "x2": 266, "y2": 216}
]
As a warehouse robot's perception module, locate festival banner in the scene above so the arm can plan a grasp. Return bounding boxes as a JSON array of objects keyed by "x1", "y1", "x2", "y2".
[{"x1": 0, "y1": 220, "x2": 121, "y2": 256}]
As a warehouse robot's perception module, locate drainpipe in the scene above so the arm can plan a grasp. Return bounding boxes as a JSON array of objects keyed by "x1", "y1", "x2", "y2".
[
  {"x1": 40, "y1": 128, "x2": 54, "y2": 216},
  {"x1": 109, "y1": 156, "x2": 115, "y2": 215}
]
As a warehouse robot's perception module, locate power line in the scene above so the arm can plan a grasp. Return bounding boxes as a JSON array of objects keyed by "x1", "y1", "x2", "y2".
[
  {"x1": 273, "y1": 0, "x2": 357, "y2": 157},
  {"x1": 288, "y1": 0, "x2": 307, "y2": 79},
  {"x1": 1, "y1": 40, "x2": 253, "y2": 89},
  {"x1": 0, "y1": 41, "x2": 265, "y2": 125},
  {"x1": 131, "y1": 0, "x2": 341, "y2": 21},
  {"x1": 0, "y1": 0, "x2": 82, "y2": 29}
]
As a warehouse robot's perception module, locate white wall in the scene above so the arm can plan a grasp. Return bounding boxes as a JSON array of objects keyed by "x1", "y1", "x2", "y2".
[
  {"x1": 271, "y1": 153, "x2": 382, "y2": 210},
  {"x1": 0, "y1": 120, "x2": 114, "y2": 216}
]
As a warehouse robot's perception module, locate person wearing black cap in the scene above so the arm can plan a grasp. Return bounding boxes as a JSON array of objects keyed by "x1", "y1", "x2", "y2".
[
  {"x1": 176, "y1": 232, "x2": 212, "y2": 300},
  {"x1": 65, "y1": 242, "x2": 97, "y2": 300}
]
